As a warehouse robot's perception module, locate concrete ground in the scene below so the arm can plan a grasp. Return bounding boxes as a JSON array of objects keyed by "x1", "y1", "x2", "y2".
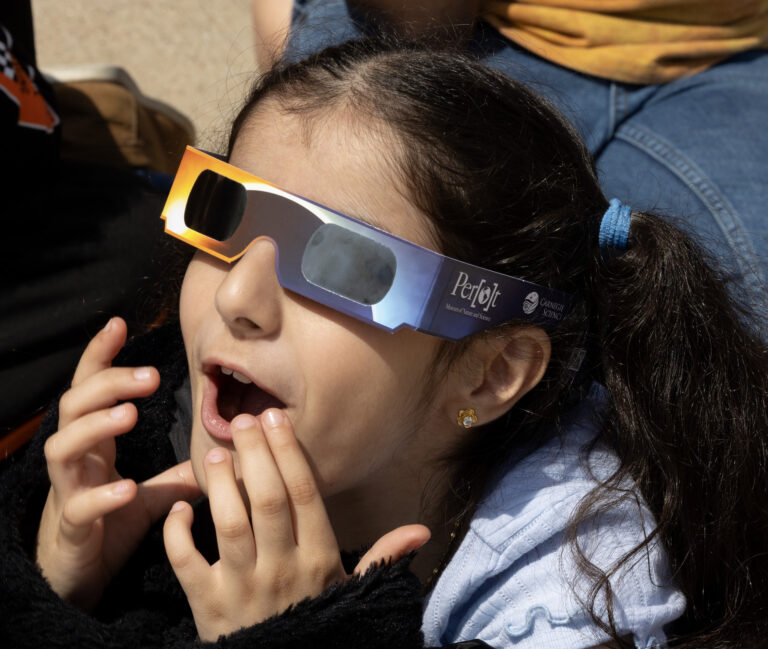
[{"x1": 32, "y1": 0, "x2": 259, "y2": 150}]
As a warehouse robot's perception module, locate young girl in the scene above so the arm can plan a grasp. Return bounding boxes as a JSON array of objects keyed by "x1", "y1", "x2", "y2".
[{"x1": 1, "y1": 39, "x2": 767, "y2": 649}]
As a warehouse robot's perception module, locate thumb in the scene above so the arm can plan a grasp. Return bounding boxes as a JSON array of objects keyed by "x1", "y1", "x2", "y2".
[
  {"x1": 138, "y1": 460, "x2": 203, "y2": 522},
  {"x1": 353, "y1": 524, "x2": 431, "y2": 576}
]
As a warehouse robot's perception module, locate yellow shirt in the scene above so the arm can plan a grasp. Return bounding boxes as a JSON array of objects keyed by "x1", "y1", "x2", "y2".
[{"x1": 478, "y1": 0, "x2": 768, "y2": 83}]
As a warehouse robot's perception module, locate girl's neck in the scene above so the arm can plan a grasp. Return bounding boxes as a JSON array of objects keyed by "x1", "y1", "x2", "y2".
[{"x1": 323, "y1": 462, "x2": 465, "y2": 584}]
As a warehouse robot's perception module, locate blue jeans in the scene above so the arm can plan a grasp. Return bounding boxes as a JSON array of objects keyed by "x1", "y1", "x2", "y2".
[{"x1": 286, "y1": 0, "x2": 768, "y2": 306}]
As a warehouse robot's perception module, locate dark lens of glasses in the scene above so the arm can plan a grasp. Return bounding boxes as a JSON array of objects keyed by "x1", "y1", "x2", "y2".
[
  {"x1": 301, "y1": 224, "x2": 397, "y2": 305},
  {"x1": 185, "y1": 170, "x2": 247, "y2": 241}
]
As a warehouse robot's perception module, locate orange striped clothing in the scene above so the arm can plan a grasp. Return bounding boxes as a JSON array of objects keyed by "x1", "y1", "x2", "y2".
[{"x1": 478, "y1": 0, "x2": 768, "y2": 83}]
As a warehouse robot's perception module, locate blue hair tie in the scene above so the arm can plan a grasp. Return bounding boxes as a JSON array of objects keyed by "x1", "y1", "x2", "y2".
[{"x1": 598, "y1": 198, "x2": 632, "y2": 254}]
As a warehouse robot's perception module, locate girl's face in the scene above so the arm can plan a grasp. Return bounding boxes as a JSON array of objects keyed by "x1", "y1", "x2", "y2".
[{"x1": 180, "y1": 103, "x2": 460, "y2": 498}]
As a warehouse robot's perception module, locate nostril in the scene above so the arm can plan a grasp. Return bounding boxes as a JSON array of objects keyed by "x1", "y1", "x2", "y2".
[{"x1": 233, "y1": 316, "x2": 260, "y2": 331}]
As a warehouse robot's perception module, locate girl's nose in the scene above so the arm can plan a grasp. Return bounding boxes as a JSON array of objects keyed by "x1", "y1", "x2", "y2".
[{"x1": 214, "y1": 238, "x2": 282, "y2": 337}]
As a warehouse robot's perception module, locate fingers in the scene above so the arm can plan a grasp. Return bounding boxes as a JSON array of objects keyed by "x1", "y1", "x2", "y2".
[
  {"x1": 35, "y1": 317, "x2": 169, "y2": 608},
  {"x1": 59, "y1": 479, "x2": 137, "y2": 544},
  {"x1": 165, "y1": 411, "x2": 351, "y2": 639},
  {"x1": 71, "y1": 317, "x2": 127, "y2": 387},
  {"x1": 230, "y1": 415, "x2": 297, "y2": 555},
  {"x1": 198, "y1": 411, "x2": 340, "y2": 588},
  {"x1": 256, "y1": 410, "x2": 337, "y2": 551},
  {"x1": 45, "y1": 402, "x2": 138, "y2": 495},
  {"x1": 353, "y1": 525, "x2": 431, "y2": 576},
  {"x1": 205, "y1": 448, "x2": 257, "y2": 571},
  {"x1": 46, "y1": 402, "x2": 137, "y2": 468},
  {"x1": 163, "y1": 502, "x2": 210, "y2": 598},
  {"x1": 60, "y1": 316, "x2": 159, "y2": 430},
  {"x1": 58, "y1": 366, "x2": 159, "y2": 429}
]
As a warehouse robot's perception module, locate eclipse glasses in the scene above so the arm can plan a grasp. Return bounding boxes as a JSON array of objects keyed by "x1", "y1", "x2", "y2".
[{"x1": 161, "y1": 147, "x2": 573, "y2": 340}]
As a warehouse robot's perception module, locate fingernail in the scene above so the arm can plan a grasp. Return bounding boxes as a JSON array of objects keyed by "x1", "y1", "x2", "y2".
[
  {"x1": 103, "y1": 317, "x2": 115, "y2": 333},
  {"x1": 231, "y1": 413, "x2": 257, "y2": 431},
  {"x1": 112, "y1": 481, "x2": 130, "y2": 496},
  {"x1": 262, "y1": 409, "x2": 284, "y2": 429},
  {"x1": 170, "y1": 501, "x2": 187, "y2": 513},
  {"x1": 110, "y1": 404, "x2": 127, "y2": 419},
  {"x1": 133, "y1": 367, "x2": 152, "y2": 381},
  {"x1": 207, "y1": 448, "x2": 226, "y2": 464}
]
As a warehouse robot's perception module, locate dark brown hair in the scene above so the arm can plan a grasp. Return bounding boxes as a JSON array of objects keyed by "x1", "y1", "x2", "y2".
[{"x1": 228, "y1": 38, "x2": 768, "y2": 648}]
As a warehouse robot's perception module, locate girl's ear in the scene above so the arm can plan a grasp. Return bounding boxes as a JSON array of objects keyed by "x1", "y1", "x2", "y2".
[{"x1": 450, "y1": 327, "x2": 551, "y2": 427}]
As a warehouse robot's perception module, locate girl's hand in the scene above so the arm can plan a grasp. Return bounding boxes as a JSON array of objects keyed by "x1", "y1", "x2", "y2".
[
  {"x1": 163, "y1": 409, "x2": 430, "y2": 642},
  {"x1": 36, "y1": 317, "x2": 202, "y2": 610}
]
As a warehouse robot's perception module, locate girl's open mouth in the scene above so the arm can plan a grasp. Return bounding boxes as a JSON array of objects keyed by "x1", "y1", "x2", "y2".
[{"x1": 201, "y1": 366, "x2": 286, "y2": 441}]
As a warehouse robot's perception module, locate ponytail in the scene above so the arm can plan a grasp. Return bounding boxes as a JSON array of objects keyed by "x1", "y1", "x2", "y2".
[{"x1": 581, "y1": 210, "x2": 768, "y2": 646}]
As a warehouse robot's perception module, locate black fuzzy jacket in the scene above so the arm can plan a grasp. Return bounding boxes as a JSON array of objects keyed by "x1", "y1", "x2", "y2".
[{"x1": 0, "y1": 323, "x2": 488, "y2": 649}]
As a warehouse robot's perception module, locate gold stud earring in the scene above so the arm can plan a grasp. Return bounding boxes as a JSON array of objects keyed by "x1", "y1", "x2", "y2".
[{"x1": 457, "y1": 408, "x2": 477, "y2": 428}]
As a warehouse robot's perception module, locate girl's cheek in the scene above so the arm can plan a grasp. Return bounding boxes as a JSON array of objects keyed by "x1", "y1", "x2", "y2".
[
  {"x1": 180, "y1": 254, "x2": 222, "y2": 331},
  {"x1": 179, "y1": 263, "x2": 204, "y2": 328},
  {"x1": 179, "y1": 275, "x2": 197, "y2": 340}
]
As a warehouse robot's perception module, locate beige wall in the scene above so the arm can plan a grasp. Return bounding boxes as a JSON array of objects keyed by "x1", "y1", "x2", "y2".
[{"x1": 32, "y1": 0, "x2": 259, "y2": 150}]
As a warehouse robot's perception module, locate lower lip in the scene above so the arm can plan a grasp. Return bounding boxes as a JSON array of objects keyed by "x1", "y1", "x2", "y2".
[{"x1": 201, "y1": 374, "x2": 233, "y2": 441}]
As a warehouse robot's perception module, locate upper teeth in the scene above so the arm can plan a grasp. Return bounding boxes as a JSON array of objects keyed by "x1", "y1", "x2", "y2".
[
  {"x1": 221, "y1": 366, "x2": 252, "y2": 384},
  {"x1": 220, "y1": 366, "x2": 253, "y2": 384},
  {"x1": 232, "y1": 370, "x2": 252, "y2": 384}
]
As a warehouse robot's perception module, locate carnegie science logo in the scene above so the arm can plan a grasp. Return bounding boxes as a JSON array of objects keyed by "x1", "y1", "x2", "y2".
[{"x1": 522, "y1": 291, "x2": 539, "y2": 315}]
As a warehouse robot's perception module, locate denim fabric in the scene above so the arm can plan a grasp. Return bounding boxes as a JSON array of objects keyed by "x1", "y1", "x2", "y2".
[{"x1": 287, "y1": 0, "x2": 768, "y2": 309}]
